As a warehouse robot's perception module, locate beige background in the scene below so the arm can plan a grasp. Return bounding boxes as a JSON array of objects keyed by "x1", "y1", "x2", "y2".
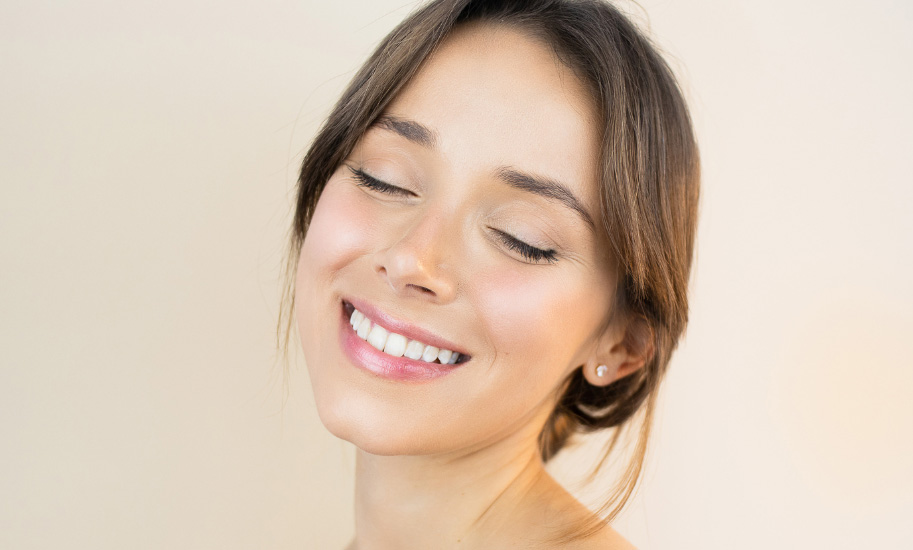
[{"x1": 2, "y1": 0, "x2": 911, "y2": 548}]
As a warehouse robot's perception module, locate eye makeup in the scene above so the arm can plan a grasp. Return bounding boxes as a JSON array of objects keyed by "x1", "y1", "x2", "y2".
[
  {"x1": 349, "y1": 166, "x2": 416, "y2": 198},
  {"x1": 489, "y1": 227, "x2": 558, "y2": 264}
]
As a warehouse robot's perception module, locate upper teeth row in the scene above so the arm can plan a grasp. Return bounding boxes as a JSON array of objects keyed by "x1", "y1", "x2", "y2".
[{"x1": 350, "y1": 308, "x2": 460, "y2": 365}]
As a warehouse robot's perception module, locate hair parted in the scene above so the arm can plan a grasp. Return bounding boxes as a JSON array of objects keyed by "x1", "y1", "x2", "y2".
[{"x1": 280, "y1": 0, "x2": 699, "y2": 530}]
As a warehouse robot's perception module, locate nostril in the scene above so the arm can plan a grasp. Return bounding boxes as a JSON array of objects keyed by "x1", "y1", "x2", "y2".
[{"x1": 409, "y1": 284, "x2": 435, "y2": 296}]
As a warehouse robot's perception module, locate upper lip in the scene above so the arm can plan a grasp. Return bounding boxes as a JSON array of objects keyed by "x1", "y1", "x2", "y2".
[{"x1": 344, "y1": 296, "x2": 469, "y2": 357}]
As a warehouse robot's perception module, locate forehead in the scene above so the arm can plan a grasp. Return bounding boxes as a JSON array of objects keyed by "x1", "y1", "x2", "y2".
[{"x1": 382, "y1": 22, "x2": 602, "y2": 209}]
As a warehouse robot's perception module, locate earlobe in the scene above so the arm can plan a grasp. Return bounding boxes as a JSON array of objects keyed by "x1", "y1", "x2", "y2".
[
  {"x1": 583, "y1": 315, "x2": 654, "y2": 387},
  {"x1": 585, "y1": 362, "x2": 620, "y2": 387}
]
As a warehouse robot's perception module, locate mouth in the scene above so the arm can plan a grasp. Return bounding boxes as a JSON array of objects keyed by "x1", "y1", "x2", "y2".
[
  {"x1": 342, "y1": 300, "x2": 471, "y2": 365},
  {"x1": 338, "y1": 298, "x2": 471, "y2": 382}
]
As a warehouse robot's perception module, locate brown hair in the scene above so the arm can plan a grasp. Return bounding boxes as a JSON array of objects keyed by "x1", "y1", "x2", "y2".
[{"x1": 279, "y1": 0, "x2": 699, "y2": 535}]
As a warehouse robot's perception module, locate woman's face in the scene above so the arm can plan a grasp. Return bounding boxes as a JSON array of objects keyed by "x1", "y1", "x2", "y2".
[{"x1": 296, "y1": 23, "x2": 617, "y2": 456}]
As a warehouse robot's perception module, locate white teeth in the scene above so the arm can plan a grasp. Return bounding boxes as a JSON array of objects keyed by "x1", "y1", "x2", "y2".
[
  {"x1": 404, "y1": 340, "x2": 424, "y2": 360},
  {"x1": 367, "y1": 325, "x2": 388, "y2": 351},
  {"x1": 383, "y1": 333, "x2": 407, "y2": 357},
  {"x1": 350, "y1": 309, "x2": 364, "y2": 329},
  {"x1": 356, "y1": 316, "x2": 371, "y2": 339},
  {"x1": 421, "y1": 345, "x2": 439, "y2": 363},
  {"x1": 348, "y1": 306, "x2": 463, "y2": 365}
]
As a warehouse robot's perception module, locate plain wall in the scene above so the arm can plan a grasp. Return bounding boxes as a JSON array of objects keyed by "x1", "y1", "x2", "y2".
[{"x1": 1, "y1": 1, "x2": 911, "y2": 548}]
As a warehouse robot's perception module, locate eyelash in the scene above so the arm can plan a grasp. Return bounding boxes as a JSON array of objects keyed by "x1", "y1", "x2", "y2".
[
  {"x1": 348, "y1": 165, "x2": 558, "y2": 265},
  {"x1": 491, "y1": 229, "x2": 558, "y2": 264},
  {"x1": 349, "y1": 167, "x2": 415, "y2": 197}
]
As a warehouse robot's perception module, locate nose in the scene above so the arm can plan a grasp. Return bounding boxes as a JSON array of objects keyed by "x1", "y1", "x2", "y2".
[{"x1": 374, "y1": 210, "x2": 458, "y2": 304}]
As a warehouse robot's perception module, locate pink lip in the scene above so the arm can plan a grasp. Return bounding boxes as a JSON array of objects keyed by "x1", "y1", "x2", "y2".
[{"x1": 338, "y1": 298, "x2": 469, "y2": 382}]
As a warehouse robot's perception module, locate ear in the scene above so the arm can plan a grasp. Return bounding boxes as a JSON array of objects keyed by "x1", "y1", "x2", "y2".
[{"x1": 583, "y1": 314, "x2": 655, "y2": 387}]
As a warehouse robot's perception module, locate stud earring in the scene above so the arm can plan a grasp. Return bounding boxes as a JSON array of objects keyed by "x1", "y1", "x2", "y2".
[{"x1": 596, "y1": 365, "x2": 609, "y2": 377}]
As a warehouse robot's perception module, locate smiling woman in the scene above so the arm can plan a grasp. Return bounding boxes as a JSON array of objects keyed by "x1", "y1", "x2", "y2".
[{"x1": 280, "y1": 0, "x2": 699, "y2": 548}]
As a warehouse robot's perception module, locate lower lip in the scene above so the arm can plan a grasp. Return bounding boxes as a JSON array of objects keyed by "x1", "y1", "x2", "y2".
[{"x1": 338, "y1": 303, "x2": 464, "y2": 382}]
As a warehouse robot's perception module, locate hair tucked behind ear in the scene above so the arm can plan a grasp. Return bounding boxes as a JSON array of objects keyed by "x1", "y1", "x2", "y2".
[{"x1": 279, "y1": 0, "x2": 699, "y2": 541}]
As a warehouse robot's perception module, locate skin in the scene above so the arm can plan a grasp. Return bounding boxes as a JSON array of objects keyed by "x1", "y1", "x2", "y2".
[{"x1": 296, "y1": 22, "x2": 646, "y2": 550}]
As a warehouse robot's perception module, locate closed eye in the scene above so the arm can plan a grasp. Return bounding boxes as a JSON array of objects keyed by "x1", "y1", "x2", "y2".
[
  {"x1": 348, "y1": 166, "x2": 416, "y2": 198},
  {"x1": 490, "y1": 228, "x2": 558, "y2": 264}
]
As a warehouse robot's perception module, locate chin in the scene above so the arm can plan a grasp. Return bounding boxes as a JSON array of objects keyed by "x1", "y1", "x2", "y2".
[
  {"x1": 310, "y1": 384, "x2": 445, "y2": 457},
  {"x1": 321, "y1": 417, "x2": 442, "y2": 457}
]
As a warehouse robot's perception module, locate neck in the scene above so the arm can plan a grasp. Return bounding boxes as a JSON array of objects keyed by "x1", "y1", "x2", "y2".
[{"x1": 351, "y1": 428, "x2": 558, "y2": 550}]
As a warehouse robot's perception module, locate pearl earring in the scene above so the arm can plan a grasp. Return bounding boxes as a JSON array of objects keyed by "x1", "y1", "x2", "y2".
[{"x1": 596, "y1": 365, "x2": 608, "y2": 377}]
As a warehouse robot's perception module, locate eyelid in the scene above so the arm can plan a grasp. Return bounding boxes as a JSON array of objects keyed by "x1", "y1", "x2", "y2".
[
  {"x1": 348, "y1": 166, "x2": 416, "y2": 198},
  {"x1": 490, "y1": 227, "x2": 558, "y2": 264}
]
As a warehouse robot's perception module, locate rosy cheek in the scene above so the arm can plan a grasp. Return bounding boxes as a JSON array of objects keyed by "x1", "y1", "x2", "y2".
[
  {"x1": 302, "y1": 180, "x2": 376, "y2": 276},
  {"x1": 472, "y1": 263, "x2": 603, "y2": 375},
  {"x1": 474, "y1": 269, "x2": 561, "y2": 359}
]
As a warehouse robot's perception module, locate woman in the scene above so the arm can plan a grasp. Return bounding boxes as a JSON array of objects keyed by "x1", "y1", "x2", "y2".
[{"x1": 280, "y1": 0, "x2": 699, "y2": 547}]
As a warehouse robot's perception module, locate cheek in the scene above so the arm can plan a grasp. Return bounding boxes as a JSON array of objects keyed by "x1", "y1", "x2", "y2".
[
  {"x1": 472, "y1": 265, "x2": 607, "y2": 380},
  {"x1": 441, "y1": 265, "x2": 610, "y2": 447},
  {"x1": 296, "y1": 178, "x2": 378, "y2": 368},
  {"x1": 300, "y1": 179, "x2": 375, "y2": 279}
]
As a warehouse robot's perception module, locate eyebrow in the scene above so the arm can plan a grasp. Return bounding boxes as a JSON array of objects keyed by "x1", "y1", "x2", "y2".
[
  {"x1": 370, "y1": 114, "x2": 594, "y2": 229},
  {"x1": 495, "y1": 167, "x2": 595, "y2": 229},
  {"x1": 372, "y1": 114, "x2": 438, "y2": 148}
]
